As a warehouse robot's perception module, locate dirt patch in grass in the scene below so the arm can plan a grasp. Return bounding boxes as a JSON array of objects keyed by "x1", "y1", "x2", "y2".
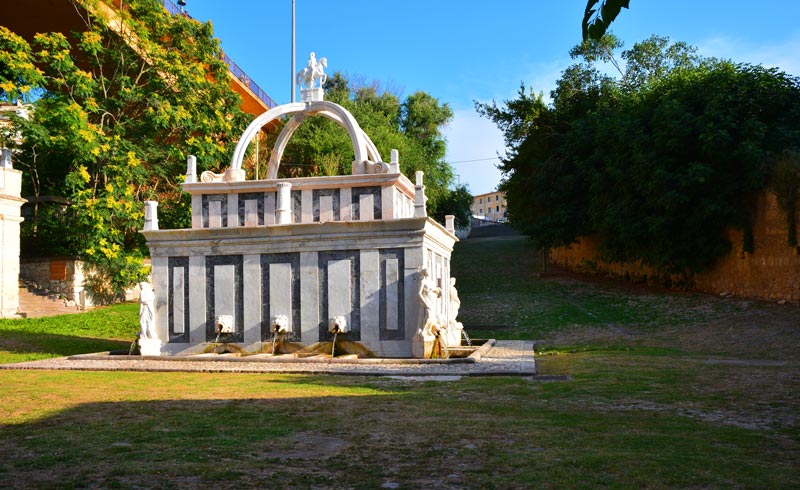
[{"x1": 258, "y1": 433, "x2": 349, "y2": 460}]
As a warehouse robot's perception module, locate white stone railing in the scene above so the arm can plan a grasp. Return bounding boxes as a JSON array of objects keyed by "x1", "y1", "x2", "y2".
[{"x1": 181, "y1": 172, "x2": 419, "y2": 230}]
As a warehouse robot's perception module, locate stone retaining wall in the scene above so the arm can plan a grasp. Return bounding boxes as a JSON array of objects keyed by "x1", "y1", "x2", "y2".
[
  {"x1": 550, "y1": 192, "x2": 800, "y2": 303},
  {"x1": 19, "y1": 257, "x2": 91, "y2": 307}
]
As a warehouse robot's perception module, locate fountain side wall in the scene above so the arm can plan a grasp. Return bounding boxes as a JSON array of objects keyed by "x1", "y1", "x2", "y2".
[{"x1": 142, "y1": 218, "x2": 456, "y2": 357}]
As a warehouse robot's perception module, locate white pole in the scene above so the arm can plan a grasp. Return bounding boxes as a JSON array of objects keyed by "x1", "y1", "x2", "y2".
[{"x1": 291, "y1": 0, "x2": 296, "y2": 103}]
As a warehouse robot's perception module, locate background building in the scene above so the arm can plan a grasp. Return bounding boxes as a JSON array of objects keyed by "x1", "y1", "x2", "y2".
[{"x1": 471, "y1": 191, "x2": 507, "y2": 223}]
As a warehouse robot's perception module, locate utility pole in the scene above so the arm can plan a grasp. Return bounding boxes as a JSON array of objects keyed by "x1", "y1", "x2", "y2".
[{"x1": 291, "y1": 0, "x2": 296, "y2": 102}]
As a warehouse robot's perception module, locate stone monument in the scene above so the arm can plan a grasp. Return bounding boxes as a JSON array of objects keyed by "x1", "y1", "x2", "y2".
[{"x1": 141, "y1": 53, "x2": 463, "y2": 357}]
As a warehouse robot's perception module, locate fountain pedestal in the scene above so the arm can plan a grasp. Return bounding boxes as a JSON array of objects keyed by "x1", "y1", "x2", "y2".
[{"x1": 139, "y1": 338, "x2": 162, "y2": 356}]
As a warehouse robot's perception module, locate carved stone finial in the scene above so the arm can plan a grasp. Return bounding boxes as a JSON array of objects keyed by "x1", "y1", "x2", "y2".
[
  {"x1": 0, "y1": 148, "x2": 11, "y2": 169},
  {"x1": 199, "y1": 168, "x2": 246, "y2": 183},
  {"x1": 414, "y1": 171, "x2": 427, "y2": 217},
  {"x1": 144, "y1": 201, "x2": 159, "y2": 231},
  {"x1": 445, "y1": 215, "x2": 455, "y2": 233},
  {"x1": 185, "y1": 155, "x2": 197, "y2": 183},
  {"x1": 390, "y1": 149, "x2": 400, "y2": 173}
]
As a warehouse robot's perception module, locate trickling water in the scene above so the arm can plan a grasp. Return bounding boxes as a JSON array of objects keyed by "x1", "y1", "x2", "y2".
[
  {"x1": 129, "y1": 338, "x2": 138, "y2": 356},
  {"x1": 461, "y1": 329, "x2": 472, "y2": 347},
  {"x1": 331, "y1": 332, "x2": 338, "y2": 357},
  {"x1": 214, "y1": 332, "x2": 221, "y2": 344},
  {"x1": 271, "y1": 330, "x2": 279, "y2": 356}
]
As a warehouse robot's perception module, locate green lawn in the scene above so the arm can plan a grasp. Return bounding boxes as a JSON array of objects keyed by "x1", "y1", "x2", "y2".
[
  {"x1": 0, "y1": 304, "x2": 138, "y2": 363},
  {"x1": 0, "y1": 235, "x2": 797, "y2": 488}
]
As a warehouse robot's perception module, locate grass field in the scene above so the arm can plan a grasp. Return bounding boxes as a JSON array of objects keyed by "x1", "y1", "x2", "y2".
[{"x1": 0, "y1": 234, "x2": 798, "y2": 489}]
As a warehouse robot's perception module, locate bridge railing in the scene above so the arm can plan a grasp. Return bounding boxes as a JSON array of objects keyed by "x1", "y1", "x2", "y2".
[{"x1": 162, "y1": 0, "x2": 277, "y2": 109}]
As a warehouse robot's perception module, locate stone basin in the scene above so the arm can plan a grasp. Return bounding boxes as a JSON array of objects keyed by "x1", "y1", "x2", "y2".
[{"x1": 99, "y1": 339, "x2": 496, "y2": 364}]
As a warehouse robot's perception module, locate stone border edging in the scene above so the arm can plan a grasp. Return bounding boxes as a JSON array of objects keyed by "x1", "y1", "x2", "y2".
[
  {"x1": 0, "y1": 340, "x2": 535, "y2": 377},
  {"x1": 67, "y1": 339, "x2": 497, "y2": 365}
]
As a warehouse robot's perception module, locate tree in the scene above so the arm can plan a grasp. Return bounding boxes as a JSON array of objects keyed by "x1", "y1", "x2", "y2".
[
  {"x1": 480, "y1": 34, "x2": 800, "y2": 274},
  {"x1": 279, "y1": 73, "x2": 457, "y2": 217},
  {"x1": 431, "y1": 184, "x2": 473, "y2": 229},
  {"x1": 1, "y1": 0, "x2": 249, "y2": 299},
  {"x1": 583, "y1": 0, "x2": 631, "y2": 41}
]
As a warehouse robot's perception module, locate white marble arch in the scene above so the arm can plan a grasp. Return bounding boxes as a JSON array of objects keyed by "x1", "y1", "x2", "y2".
[
  {"x1": 265, "y1": 110, "x2": 383, "y2": 180},
  {"x1": 229, "y1": 101, "x2": 383, "y2": 177}
]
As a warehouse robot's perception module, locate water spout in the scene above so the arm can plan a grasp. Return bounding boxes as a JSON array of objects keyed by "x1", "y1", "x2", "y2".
[
  {"x1": 214, "y1": 314, "x2": 234, "y2": 344},
  {"x1": 328, "y1": 316, "x2": 348, "y2": 357},
  {"x1": 270, "y1": 315, "x2": 289, "y2": 356}
]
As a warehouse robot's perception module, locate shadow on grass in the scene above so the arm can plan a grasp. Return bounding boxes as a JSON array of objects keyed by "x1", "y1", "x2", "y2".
[
  {"x1": 0, "y1": 395, "x2": 397, "y2": 489},
  {"x1": 0, "y1": 303, "x2": 138, "y2": 363},
  {"x1": 0, "y1": 329, "x2": 131, "y2": 362},
  {"x1": 0, "y1": 389, "x2": 795, "y2": 490}
]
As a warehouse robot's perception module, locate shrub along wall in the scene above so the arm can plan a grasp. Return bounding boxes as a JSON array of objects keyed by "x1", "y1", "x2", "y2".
[{"x1": 550, "y1": 192, "x2": 800, "y2": 303}]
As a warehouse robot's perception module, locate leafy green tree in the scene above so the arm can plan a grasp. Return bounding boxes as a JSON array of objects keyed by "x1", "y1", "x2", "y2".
[
  {"x1": 1, "y1": 0, "x2": 249, "y2": 299},
  {"x1": 480, "y1": 35, "x2": 800, "y2": 274},
  {"x1": 0, "y1": 28, "x2": 43, "y2": 105},
  {"x1": 280, "y1": 73, "x2": 457, "y2": 216},
  {"x1": 583, "y1": 0, "x2": 631, "y2": 40},
  {"x1": 431, "y1": 184, "x2": 473, "y2": 229}
]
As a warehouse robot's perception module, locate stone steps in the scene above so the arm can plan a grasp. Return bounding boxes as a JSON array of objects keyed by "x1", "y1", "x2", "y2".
[{"x1": 17, "y1": 286, "x2": 84, "y2": 318}]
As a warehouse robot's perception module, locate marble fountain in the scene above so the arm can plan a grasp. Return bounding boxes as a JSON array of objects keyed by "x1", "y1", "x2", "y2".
[{"x1": 136, "y1": 53, "x2": 474, "y2": 361}]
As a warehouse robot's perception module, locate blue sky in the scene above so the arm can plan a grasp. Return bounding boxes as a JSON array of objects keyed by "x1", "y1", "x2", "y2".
[{"x1": 182, "y1": 0, "x2": 800, "y2": 194}]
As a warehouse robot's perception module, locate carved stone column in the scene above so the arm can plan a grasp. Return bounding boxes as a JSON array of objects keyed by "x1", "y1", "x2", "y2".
[{"x1": 0, "y1": 159, "x2": 25, "y2": 318}]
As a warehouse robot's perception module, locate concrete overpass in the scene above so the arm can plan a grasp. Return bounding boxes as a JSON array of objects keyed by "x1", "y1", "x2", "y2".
[{"x1": 2, "y1": 0, "x2": 277, "y2": 117}]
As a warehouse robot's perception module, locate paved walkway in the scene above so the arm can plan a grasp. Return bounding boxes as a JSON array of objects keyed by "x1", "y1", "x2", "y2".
[{"x1": 0, "y1": 340, "x2": 536, "y2": 377}]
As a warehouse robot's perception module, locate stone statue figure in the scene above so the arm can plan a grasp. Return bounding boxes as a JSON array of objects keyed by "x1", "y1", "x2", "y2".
[
  {"x1": 417, "y1": 268, "x2": 442, "y2": 337},
  {"x1": 449, "y1": 277, "x2": 461, "y2": 322},
  {"x1": 296, "y1": 51, "x2": 328, "y2": 90},
  {"x1": 447, "y1": 277, "x2": 465, "y2": 347},
  {"x1": 138, "y1": 282, "x2": 156, "y2": 340}
]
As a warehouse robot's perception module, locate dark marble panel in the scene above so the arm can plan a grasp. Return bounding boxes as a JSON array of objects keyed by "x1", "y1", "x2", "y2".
[
  {"x1": 260, "y1": 253, "x2": 301, "y2": 341},
  {"x1": 351, "y1": 186, "x2": 382, "y2": 221},
  {"x1": 168, "y1": 257, "x2": 190, "y2": 343},
  {"x1": 238, "y1": 192, "x2": 265, "y2": 226},
  {"x1": 379, "y1": 249, "x2": 405, "y2": 341},
  {"x1": 201, "y1": 194, "x2": 228, "y2": 228},
  {"x1": 312, "y1": 188, "x2": 341, "y2": 222},
  {"x1": 318, "y1": 250, "x2": 361, "y2": 341},
  {"x1": 291, "y1": 189, "x2": 302, "y2": 223},
  {"x1": 205, "y1": 255, "x2": 244, "y2": 343}
]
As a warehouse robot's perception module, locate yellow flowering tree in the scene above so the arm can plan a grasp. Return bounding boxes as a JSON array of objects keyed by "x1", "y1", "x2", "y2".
[{"x1": 1, "y1": 0, "x2": 249, "y2": 300}]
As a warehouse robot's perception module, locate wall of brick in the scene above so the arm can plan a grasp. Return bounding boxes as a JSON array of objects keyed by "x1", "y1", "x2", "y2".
[{"x1": 549, "y1": 192, "x2": 800, "y2": 303}]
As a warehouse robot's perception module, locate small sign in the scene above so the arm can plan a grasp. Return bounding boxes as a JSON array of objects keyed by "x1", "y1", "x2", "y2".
[{"x1": 50, "y1": 261, "x2": 67, "y2": 281}]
